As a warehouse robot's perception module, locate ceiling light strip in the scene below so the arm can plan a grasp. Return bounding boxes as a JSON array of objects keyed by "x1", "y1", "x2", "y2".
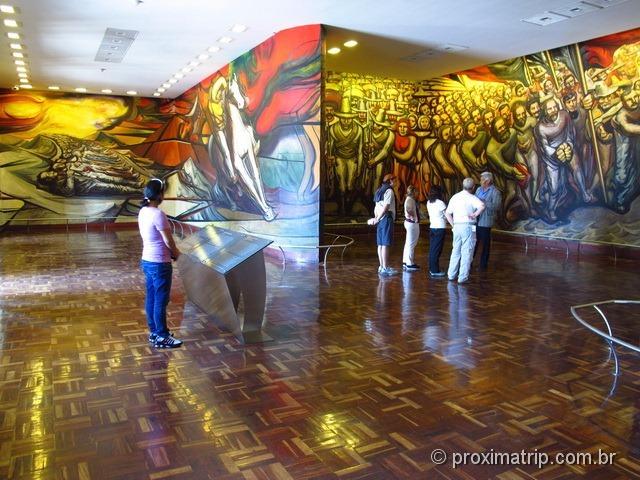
[{"x1": 1, "y1": 4, "x2": 32, "y2": 89}]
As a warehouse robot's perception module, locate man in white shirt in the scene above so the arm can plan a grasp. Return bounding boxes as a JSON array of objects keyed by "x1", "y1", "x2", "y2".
[
  {"x1": 369, "y1": 173, "x2": 397, "y2": 275},
  {"x1": 445, "y1": 178, "x2": 485, "y2": 284}
]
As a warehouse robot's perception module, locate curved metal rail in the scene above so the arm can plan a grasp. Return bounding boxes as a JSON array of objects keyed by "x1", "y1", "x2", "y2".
[
  {"x1": 235, "y1": 226, "x2": 354, "y2": 267},
  {"x1": 570, "y1": 299, "x2": 640, "y2": 354},
  {"x1": 271, "y1": 233, "x2": 355, "y2": 267}
]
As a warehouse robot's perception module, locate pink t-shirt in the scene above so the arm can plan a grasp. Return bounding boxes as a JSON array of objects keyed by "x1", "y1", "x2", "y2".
[{"x1": 138, "y1": 206, "x2": 171, "y2": 263}]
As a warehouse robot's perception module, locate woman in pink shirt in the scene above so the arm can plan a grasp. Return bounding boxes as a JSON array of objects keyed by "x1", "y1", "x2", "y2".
[{"x1": 138, "y1": 179, "x2": 183, "y2": 348}]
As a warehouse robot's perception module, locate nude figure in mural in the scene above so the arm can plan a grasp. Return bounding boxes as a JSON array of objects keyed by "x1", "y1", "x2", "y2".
[
  {"x1": 512, "y1": 102, "x2": 542, "y2": 211},
  {"x1": 486, "y1": 117, "x2": 529, "y2": 223},
  {"x1": 207, "y1": 74, "x2": 277, "y2": 221}
]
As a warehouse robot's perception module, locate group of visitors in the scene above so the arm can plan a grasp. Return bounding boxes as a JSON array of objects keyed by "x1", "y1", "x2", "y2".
[
  {"x1": 138, "y1": 170, "x2": 501, "y2": 350},
  {"x1": 370, "y1": 171, "x2": 501, "y2": 283}
]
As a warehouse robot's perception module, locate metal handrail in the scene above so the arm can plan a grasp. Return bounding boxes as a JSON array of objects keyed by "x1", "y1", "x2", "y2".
[
  {"x1": 497, "y1": 228, "x2": 640, "y2": 261},
  {"x1": 235, "y1": 226, "x2": 354, "y2": 267},
  {"x1": 2, "y1": 216, "x2": 122, "y2": 233},
  {"x1": 570, "y1": 299, "x2": 640, "y2": 354}
]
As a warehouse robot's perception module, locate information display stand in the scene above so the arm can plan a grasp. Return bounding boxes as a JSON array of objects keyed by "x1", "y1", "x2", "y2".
[{"x1": 177, "y1": 225, "x2": 273, "y2": 344}]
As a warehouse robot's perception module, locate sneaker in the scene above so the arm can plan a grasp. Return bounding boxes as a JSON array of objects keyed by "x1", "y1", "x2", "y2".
[
  {"x1": 429, "y1": 271, "x2": 446, "y2": 278},
  {"x1": 448, "y1": 276, "x2": 456, "y2": 281},
  {"x1": 402, "y1": 263, "x2": 407, "y2": 271},
  {"x1": 458, "y1": 278, "x2": 469, "y2": 284},
  {"x1": 406, "y1": 264, "x2": 420, "y2": 271},
  {"x1": 382, "y1": 267, "x2": 398, "y2": 276},
  {"x1": 149, "y1": 331, "x2": 172, "y2": 344},
  {"x1": 154, "y1": 335, "x2": 183, "y2": 348}
]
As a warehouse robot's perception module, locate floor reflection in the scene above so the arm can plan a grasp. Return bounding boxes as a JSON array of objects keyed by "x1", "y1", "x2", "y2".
[{"x1": 0, "y1": 230, "x2": 639, "y2": 478}]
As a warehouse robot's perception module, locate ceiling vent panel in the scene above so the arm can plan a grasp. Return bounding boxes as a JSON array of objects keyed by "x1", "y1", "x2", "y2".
[{"x1": 94, "y1": 28, "x2": 139, "y2": 63}]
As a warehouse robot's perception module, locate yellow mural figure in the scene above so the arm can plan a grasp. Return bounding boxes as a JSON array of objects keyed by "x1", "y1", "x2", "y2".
[
  {"x1": 610, "y1": 43, "x2": 639, "y2": 86},
  {"x1": 327, "y1": 97, "x2": 363, "y2": 215},
  {"x1": 1, "y1": 95, "x2": 129, "y2": 140}
]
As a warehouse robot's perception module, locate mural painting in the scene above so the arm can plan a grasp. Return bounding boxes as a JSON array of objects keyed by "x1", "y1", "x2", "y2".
[
  {"x1": 324, "y1": 28, "x2": 640, "y2": 246},
  {"x1": 0, "y1": 25, "x2": 321, "y2": 250}
]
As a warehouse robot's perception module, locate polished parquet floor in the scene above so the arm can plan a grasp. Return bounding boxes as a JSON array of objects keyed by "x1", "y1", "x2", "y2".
[{"x1": 0, "y1": 229, "x2": 639, "y2": 479}]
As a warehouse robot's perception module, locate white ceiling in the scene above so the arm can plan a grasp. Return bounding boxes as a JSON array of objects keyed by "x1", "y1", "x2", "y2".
[{"x1": 1, "y1": 0, "x2": 639, "y2": 97}]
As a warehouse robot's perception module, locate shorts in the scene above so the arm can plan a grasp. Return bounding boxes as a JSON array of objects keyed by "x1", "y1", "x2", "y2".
[{"x1": 376, "y1": 213, "x2": 393, "y2": 246}]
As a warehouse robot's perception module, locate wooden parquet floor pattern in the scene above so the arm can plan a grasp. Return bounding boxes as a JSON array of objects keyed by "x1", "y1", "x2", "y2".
[{"x1": 0, "y1": 230, "x2": 639, "y2": 479}]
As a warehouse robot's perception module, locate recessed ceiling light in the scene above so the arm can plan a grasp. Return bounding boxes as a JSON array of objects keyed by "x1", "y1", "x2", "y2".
[
  {"x1": 230, "y1": 24, "x2": 247, "y2": 33},
  {"x1": 10, "y1": 43, "x2": 22, "y2": 49},
  {"x1": 101, "y1": 89, "x2": 112, "y2": 94},
  {"x1": 126, "y1": 90, "x2": 137, "y2": 95},
  {"x1": 75, "y1": 87, "x2": 87, "y2": 93},
  {"x1": 181, "y1": 67, "x2": 192, "y2": 73},
  {"x1": 162, "y1": 83, "x2": 171, "y2": 88},
  {"x1": 583, "y1": 0, "x2": 628, "y2": 6},
  {"x1": 48, "y1": 85, "x2": 60, "y2": 90},
  {"x1": 328, "y1": 47, "x2": 341, "y2": 55},
  {"x1": 3, "y1": 19, "x2": 17, "y2": 27},
  {"x1": 218, "y1": 36, "x2": 233, "y2": 44},
  {"x1": 17, "y1": 72, "x2": 27, "y2": 78},
  {"x1": 0, "y1": 5, "x2": 16, "y2": 14},
  {"x1": 174, "y1": 73, "x2": 184, "y2": 79},
  {"x1": 550, "y1": 2, "x2": 601, "y2": 17},
  {"x1": 207, "y1": 46, "x2": 220, "y2": 53},
  {"x1": 7, "y1": 32, "x2": 19, "y2": 39},
  {"x1": 20, "y1": 84, "x2": 32, "y2": 89},
  {"x1": 153, "y1": 92, "x2": 161, "y2": 97},
  {"x1": 19, "y1": 78, "x2": 28, "y2": 83},
  {"x1": 197, "y1": 53, "x2": 209, "y2": 61},
  {"x1": 157, "y1": 88, "x2": 166, "y2": 93},
  {"x1": 14, "y1": 59, "x2": 24, "y2": 65},
  {"x1": 12, "y1": 51, "x2": 22, "y2": 58},
  {"x1": 343, "y1": 40, "x2": 358, "y2": 48},
  {"x1": 522, "y1": 11, "x2": 569, "y2": 26},
  {"x1": 168, "y1": 78, "x2": 178, "y2": 84},
  {"x1": 188, "y1": 61, "x2": 199, "y2": 67},
  {"x1": 16, "y1": 66, "x2": 26, "y2": 72}
]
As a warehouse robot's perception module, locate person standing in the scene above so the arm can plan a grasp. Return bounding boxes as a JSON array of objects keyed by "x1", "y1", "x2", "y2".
[
  {"x1": 402, "y1": 185, "x2": 420, "y2": 271},
  {"x1": 138, "y1": 179, "x2": 183, "y2": 348},
  {"x1": 474, "y1": 172, "x2": 502, "y2": 271},
  {"x1": 368, "y1": 173, "x2": 397, "y2": 276},
  {"x1": 426, "y1": 185, "x2": 447, "y2": 277},
  {"x1": 445, "y1": 178, "x2": 485, "y2": 284}
]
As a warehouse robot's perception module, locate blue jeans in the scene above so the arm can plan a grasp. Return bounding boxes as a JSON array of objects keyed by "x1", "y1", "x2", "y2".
[
  {"x1": 428, "y1": 228, "x2": 446, "y2": 273},
  {"x1": 141, "y1": 260, "x2": 172, "y2": 336}
]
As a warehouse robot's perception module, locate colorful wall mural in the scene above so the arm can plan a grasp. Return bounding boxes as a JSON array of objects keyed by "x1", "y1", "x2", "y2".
[
  {"x1": 324, "y1": 28, "x2": 640, "y2": 246},
  {"x1": 0, "y1": 25, "x2": 321, "y2": 252}
]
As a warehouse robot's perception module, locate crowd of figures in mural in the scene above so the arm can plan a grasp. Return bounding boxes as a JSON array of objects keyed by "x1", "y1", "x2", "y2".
[
  {"x1": 324, "y1": 28, "x2": 640, "y2": 229},
  {"x1": 0, "y1": 25, "x2": 321, "y2": 249}
]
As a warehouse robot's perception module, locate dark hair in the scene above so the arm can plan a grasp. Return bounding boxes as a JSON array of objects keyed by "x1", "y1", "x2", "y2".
[
  {"x1": 142, "y1": 178, "x2": 164, "y2": 207},
  {"x1": 428, "y1": 185, "x2": 442, "y2": 203},
  {"x1": 562, "y1": 91, "x2": 577, "y2": 103},
  {"x1": 510, "y1": 100, "x2": 526, "y2": 116}
]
